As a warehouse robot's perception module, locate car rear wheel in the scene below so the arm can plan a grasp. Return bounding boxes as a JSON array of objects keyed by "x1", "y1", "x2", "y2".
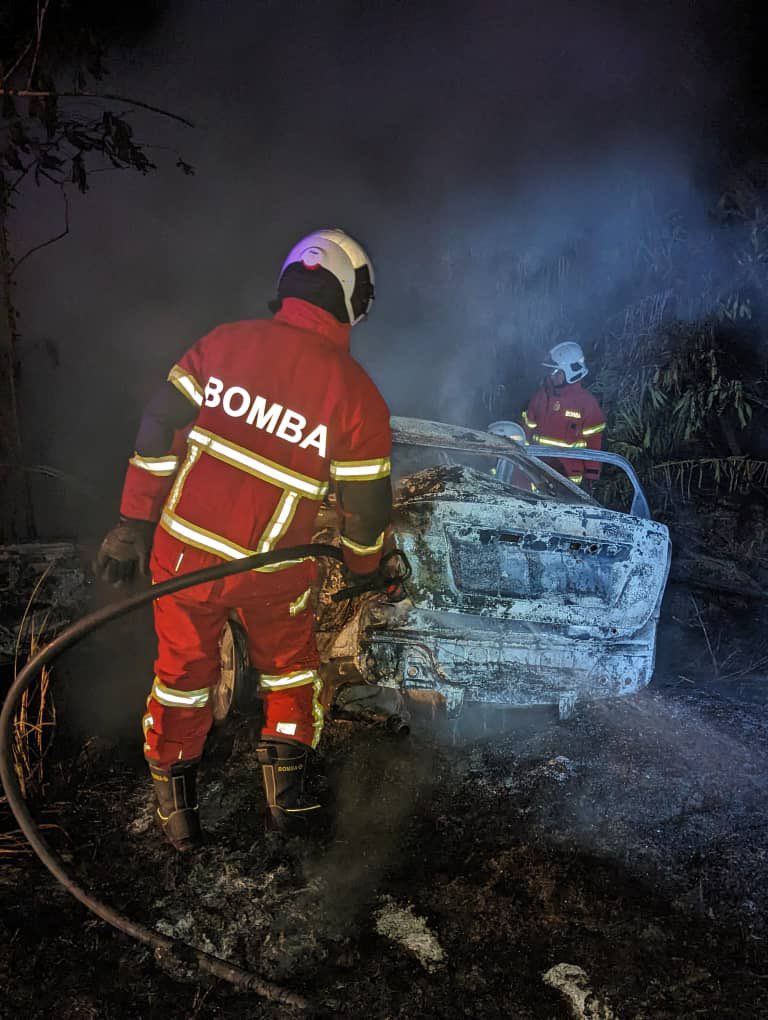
[{"x1": 212, "y1": 616, "x2": 258, "y2": 724}]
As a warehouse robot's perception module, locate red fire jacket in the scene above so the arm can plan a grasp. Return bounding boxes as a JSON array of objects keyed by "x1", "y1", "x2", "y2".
[
  {"x1": 522, "y1": 379, "x2": 606, "y2": 483},
  {"x1": 120, "y1": 298, "x2": 392, "y2": 576}
]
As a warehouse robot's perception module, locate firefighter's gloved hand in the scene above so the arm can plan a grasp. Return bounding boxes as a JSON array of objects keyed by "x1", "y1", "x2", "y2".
[
  {"x1": 378, "y1": 557, "x2": 409, "y2": 602},
  {"x1": 344, "y1": 558, "x2": 407, "y2": 603},
  {"x1": 95, "y1": 517, "x2": 156, "y2": 586}
]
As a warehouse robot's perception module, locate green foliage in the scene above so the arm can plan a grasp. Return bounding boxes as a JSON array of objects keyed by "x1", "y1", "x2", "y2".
[
  {"x1": 580, "y1": 175, "x2": 768, "y2": 513},
  {"x1": 592, "y1": 311, "x2": 768, "y2": 511},
  {"x1": 477, "y1": 170, "x2": 768, "y2": 519},
  {"x1": 652, "y1": 456, "x2": 768, "y2": 499}
]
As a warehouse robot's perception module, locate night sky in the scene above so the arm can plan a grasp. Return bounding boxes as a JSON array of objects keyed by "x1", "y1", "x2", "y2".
[{"x1": 10, "y1": 0, "x2": 768, "y2": 537}]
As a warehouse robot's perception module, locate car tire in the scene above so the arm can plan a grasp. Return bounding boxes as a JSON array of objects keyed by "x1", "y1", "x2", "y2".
[{"x1": 212, "y1": 616, "x2": 260, "y2": 724}]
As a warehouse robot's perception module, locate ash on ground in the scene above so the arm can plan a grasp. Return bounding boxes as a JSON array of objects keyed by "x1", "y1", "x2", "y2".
[{"x1": 3, "y1": 676, "x2": 768, "y2": 1018}]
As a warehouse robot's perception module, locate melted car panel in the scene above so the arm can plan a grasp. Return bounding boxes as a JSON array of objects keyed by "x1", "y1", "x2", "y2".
[{"x1": 318, "y1": 421, "x2": 671, "y2": 718}]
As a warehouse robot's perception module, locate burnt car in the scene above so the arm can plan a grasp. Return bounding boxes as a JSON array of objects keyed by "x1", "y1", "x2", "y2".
[
  {"x1": 215, "y1": 416, "x2": 671, "y2": 727},
  {"x1": 314, "y1": 416, "x2": 671, "y2": 723}
]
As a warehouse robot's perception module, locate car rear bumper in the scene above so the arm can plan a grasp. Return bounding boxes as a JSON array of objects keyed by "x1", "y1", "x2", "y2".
[{"x1": 358, "y1": 610, "x2": 660, "y2": 717}]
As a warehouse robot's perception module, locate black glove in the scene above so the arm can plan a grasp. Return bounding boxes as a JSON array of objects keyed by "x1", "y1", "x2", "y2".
[
  {"x1": 350, "y1": 566, "x2": 407, "y2": 603},
  {"x1": 336, "y1": 549, "x2": 411, "y2": 603},
  {"x1": 94, "y1": 517, "x2": 156, "y2": 586}
]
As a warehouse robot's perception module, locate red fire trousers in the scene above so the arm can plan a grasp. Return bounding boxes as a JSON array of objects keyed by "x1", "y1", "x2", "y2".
[{"x1": 142, "y1": 538, "x2": 322, "y2": 772}]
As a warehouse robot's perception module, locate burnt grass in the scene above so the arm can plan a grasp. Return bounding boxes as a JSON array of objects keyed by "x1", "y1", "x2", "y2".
[{"x1": 3, "y1": 662, "x2": 768, "y2": 1020}]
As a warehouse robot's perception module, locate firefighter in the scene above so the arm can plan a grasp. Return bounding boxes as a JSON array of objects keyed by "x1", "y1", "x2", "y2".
[
  {"x1": 521, "y1": 341, "x2": 606, "y2": 486},
  {"x1": 95, "y1": 229, "x2": 393, "y2": 852}
]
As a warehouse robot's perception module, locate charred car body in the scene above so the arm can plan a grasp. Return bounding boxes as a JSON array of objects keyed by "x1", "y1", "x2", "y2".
[{"x1": 316, "y1": 417, "x2": 671, "y2": 721}]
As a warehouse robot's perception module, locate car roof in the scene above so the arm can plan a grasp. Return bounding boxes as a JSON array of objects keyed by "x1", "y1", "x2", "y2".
[
  {"x1": 392, "y1": 416, "x2": 533, "y2": 459},
  {"x1": 390, "y1": 416, "x2": 594, "y2": 505}
]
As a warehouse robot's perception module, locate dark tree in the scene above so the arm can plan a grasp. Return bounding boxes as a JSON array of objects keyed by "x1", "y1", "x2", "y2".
[{"x1": 0, "y1": 1, "x2": 192, "y2": 540}]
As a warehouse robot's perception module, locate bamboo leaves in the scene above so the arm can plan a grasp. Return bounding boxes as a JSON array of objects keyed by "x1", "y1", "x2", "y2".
[{"x1": 598, "y1": 318, "x2": 763, "y2": 505}]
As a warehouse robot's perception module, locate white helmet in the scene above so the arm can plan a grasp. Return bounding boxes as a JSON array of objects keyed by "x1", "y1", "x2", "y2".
[
  {"x1": 543, "y1": 341, "x2": 588, "y2": 383},
  {"x1": 277, "y1": 228, "x2": 375, "y2": 325},
  {"x1": 488, "y1": 420, "x2": 526, "y2": 443}
]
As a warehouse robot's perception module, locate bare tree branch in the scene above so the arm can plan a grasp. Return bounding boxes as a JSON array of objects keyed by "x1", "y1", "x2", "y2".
[
  {"x1": 10, "y1": 188, "x2": 68, "y2": 276},
  {"x1": 27, "y1": 0, "x2": 52, "y2": 89},
  {"x1": 690, "y1": 595, "x2": 720, "y2": 680},
  {"x1": 7, "y1": 126, "x2": 69, "y2": 193},
  {"x1": 0, "y1": 88, "x2": 194, "y2": 127},
  {"x1": 2, "y1": 40, "x2": 33, "y2": 84}
]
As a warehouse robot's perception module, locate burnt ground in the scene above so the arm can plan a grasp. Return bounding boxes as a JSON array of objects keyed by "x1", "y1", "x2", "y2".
[{"x1": 3, "y1": 650, "x2": 768, "y2": 1019}]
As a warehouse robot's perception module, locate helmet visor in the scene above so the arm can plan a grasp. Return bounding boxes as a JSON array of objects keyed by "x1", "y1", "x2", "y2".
[{"x1": 351, "y1": 264, "x2": 375, "y2": 321}]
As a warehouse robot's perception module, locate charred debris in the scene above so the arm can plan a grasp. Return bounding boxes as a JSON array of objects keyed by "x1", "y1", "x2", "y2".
[{"x1": 4, "y1": 173, "x2": 768, "y2": 1020}]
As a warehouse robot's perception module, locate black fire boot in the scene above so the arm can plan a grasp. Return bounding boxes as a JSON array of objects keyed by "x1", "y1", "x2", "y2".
[
  {"x1": 150, "y1": 761, "x2": 203, "y2": 852},
  {"x1": 256, "y1": 740, "x2": 322, "y2": 835}
]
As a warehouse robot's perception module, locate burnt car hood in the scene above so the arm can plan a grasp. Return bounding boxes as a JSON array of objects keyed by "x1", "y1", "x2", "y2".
[{"x1": 393, "y1": 466, "x2": 671, "y2": 640}]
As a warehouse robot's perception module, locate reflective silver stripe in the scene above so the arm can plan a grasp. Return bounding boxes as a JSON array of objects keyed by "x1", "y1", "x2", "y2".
[
  {"x1": 260, "y1": 669, "x2": 317, "y2": 690},
  {"x1": 340, "y1": 531, "x2": 384, "y2": 556},
  {"x1": 129, "y1": 452, "x2": 179, "y2": 476},
  {"x1": 188, "y1": 426, "x2": 328, "y2": 499},
  {"x1": 534, "y1": 435, "x2": 588, "y2": 449},
  {"x1": 159, "y1": 509, "x2": 307, "y2": 572},
  {"x1": 142, "y1": 713, "x2": 154, "y2": 734},
  {"x1": 258, "y1": 491, "x2": 299, "y2": 554},
  {"x1": 330, "y1": 457, "x2": 391, "y2": 481},
  {"x1": 259, "y1": 669, "x2": 324, "y2": 746},
  {"x1": 259, "y1": 670, "x2": 324, "y2": 744},
  {"x1": 522, "y1": 410, "x2": 537, "y2": 428},
  {"x1": 582, "y1": 422, "x2": 606, "y2": 437},
  {"x1": 167, "y1": 443, "x2": 201, "y2": 511},
  {"x1": 161, "y1": 510, "x2": 253, "y2": 560},
  {"x1": 152, "y1": 678, "x2": 209, "y2": 708},
  {"x1": 289, "y1": 588, "x2": 312, "y2": 617},
  {"x1": 168, "y1": 364, "x2": 204, "y2": 407}
]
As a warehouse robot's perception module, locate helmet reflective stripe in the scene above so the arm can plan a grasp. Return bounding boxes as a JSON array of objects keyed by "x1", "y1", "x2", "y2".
[
  {"x1": 542, "y1": 341, "x2": 588, "y2": 384},
  {"x1": 279, "y1": 228, "x2": 375, "y2": 325}
]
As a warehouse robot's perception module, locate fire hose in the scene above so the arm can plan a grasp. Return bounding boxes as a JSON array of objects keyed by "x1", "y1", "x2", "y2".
[{"x1": 0, "y1": 543, "x2": 410, "y2": 1010}]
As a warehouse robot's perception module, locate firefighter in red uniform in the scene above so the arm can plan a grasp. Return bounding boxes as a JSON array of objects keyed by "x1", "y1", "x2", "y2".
[
  {"x1": 521, "y1": 341, "x2": 606, "y2": 486},
  {"x1": 95, "y1": 229, "x2": 392, "y2": 852}
]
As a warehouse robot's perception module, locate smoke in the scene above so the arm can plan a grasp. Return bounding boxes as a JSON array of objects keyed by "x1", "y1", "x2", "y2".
[
  {"x1": 523, "y1": 690, "x2": 768, "y2": 865},
  {"x1": 373, "y1": 153, "x2": 742, "y2": 429},
  {"x1": 302, "y1": 730, "x2": 440, "y2": 930},
  {"x1": 9, "y1": 0, "x2": 755, "y2": 539}
]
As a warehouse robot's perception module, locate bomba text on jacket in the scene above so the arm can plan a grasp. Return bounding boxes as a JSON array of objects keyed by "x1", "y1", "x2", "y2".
[{"x1": 204, "y1": 376, "x2": 328, "y2": 458}]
